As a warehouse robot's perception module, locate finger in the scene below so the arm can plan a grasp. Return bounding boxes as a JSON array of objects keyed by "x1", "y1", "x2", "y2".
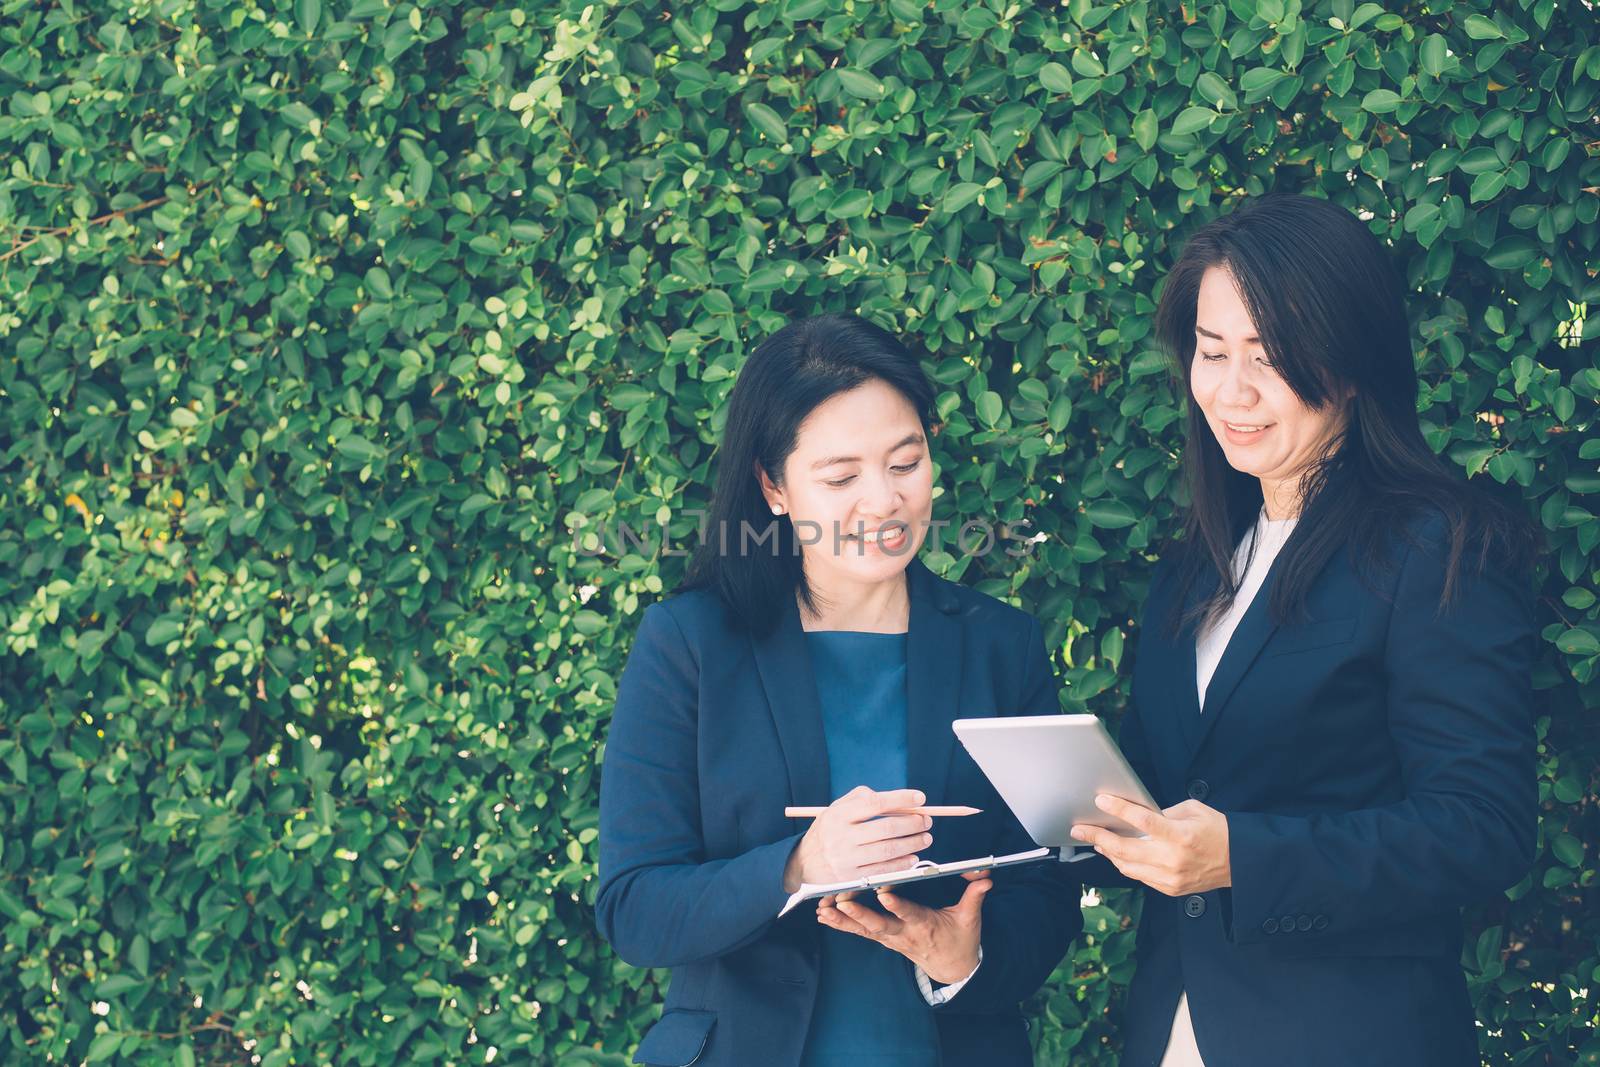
[
  {"x1": 867, "y1": 788, "x2": 926, "y2": 814},
  {"x1": 875, "y1": 890, "x2": 931, "y2": 923},
  {"x1": 1077, "y1": 828, "x2": 1147, "y2": 866},
  {"x1": 818, "y1": 908, "x2": 875, "y2": 940},
  {"x1": 855, "y1": 814, "x2": 931, "y2": 842},
  {"x1": 868, "y1": 834, "x2": 930, "y2": 865},
  {"x1": 856, "y1": 856, "x2": 922, "y2": 876},
  {"x1": 837, "y1": 899, "x2": 898, "y2": 938},
  {"x1": 951, "y1": 876, "x2": 992, "y2": 919},
  {"x1": 1094, "y1": 794, "x2": 1164, "y2": 836},
  {"x1": 827, "y1": 785, "x2": 875, "y2": 816},
  {"x1": 1070, "y1": 824, "x2": 1116, "y2": 849},
  {"x1": 1092, "y1": 846, "x2": 1141, "y2": 881},
  {"x1": 1163, "y1": 799, "x2": 1209, "y2": 820},
  {"x1": 960, "y1": 870, "x2": 989, "y2": 882}
]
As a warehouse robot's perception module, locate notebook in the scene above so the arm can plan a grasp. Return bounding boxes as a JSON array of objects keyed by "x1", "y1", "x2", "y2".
[{"x1": 777, "y1": 846, "x2": 1058, "y2": 917}]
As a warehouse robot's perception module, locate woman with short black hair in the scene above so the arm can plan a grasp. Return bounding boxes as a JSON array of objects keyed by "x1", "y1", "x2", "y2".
[
  {"x1": 597, "y1": 314, "x2": 1079, "y2": 1066},
  {"x1": 1069, "y1": 193, "x2": 1540, "y2": 1067}
]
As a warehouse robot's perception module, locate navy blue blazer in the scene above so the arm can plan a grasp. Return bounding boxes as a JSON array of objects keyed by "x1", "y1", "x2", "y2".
[
  {"x1": 1093, "y1": 514, "x2": 1537, "y2": 1067},
  {"x1": 596, "y1": 556, "x2": 1082, "y2": 1067}
]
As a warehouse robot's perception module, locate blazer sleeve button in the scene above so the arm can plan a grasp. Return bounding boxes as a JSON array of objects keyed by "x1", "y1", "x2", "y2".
[
  {"x1": 1262, "y1": 917, "x2": 1279, "y2": 934},
  {"x1": 1184, "y1": 895, "x2": 1207, "y2": 918},
  {"x1": 1313, "y1": 914, "x2": 1329, "y2": 931},
  {"x1": 1296, "y1": 914, "x2": 1314, "y2": 932},
  {"x1": 1186, "y1": 778, "x2": 1209, "y2": 801},
  {"x1": 1280, "y1": 914, "x2": 1297, "y2": 933}
]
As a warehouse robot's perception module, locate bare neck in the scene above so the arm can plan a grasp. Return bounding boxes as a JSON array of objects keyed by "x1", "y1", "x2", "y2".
[
  {"x1": 798, "y1": 569, "x2": 910, "y2": 633},
  {"x1": 1258, "y1": 476, "x2": 1300, "y2": 521}
]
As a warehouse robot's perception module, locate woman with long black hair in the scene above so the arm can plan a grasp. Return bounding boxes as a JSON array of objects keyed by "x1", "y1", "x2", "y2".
[
  {"x1": 1067, "y1": 194, "x2": 1540, "y2": 1066},
  {"x1": 596, "y1": 314, "x2": 1079, "y2": 1066}
]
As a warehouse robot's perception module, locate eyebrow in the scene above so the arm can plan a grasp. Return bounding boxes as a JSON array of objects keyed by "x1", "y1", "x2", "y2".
[
  {"x1": 1196, "y1": 324, "x2": 1261, "y2": 345},
  {"x1": 810, "y1": 432, "x2": 926, "y2": 470}
]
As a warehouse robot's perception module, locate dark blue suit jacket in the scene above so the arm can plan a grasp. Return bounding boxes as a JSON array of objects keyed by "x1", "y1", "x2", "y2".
[
  {"x1": 1093, "y1": 514, "x2": 1537, "y2": 1067},
  {"x1": 596, "y1": 556, "x2": 1082, "y2": 1067}
]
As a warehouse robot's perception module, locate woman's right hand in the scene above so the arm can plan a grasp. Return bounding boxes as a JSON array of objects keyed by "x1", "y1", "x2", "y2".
[{"x1": 782, "y1": 786, "x2": 933, "y2": 893}]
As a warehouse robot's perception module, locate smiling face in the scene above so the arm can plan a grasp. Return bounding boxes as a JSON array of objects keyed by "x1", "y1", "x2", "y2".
[
  {"x1": 757, "y1": 378, "x2": 934, "y2": 588},
  {"x1": 1188, "y1": 266, "x2": 1350, "y2": 518}
]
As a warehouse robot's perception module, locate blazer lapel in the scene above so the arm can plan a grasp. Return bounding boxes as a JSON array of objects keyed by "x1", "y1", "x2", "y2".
[
  {"x1": 1184, "y1": 559, "x2": 1284, "y2": 768},
  {"x1": 904, "y1": 557, "x2": 964, "y2": 806},
  {"x1": 749, "y1": 593, "x2": 832, "y2": 809},
  {"x1": 1135, "y1": 565, "x2": 1207, "y2": 792},
  {"x1": 1169, "y1": 568, "x2": 1210, "y2": 757},
  {"x1": 749, "y1": 557, "x2": 964, "y2": 812}
]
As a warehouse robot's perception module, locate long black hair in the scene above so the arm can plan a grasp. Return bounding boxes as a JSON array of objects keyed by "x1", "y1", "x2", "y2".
[
  {"x1": 680, "y1": 313, "x2": 935, "y2": 636},
  {"x1": 1153, "y1": 193, "x2": 1536, "y2": 626}
]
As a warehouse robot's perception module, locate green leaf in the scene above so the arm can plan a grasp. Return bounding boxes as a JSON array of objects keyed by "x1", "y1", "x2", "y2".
[
  {"x1": 941, "y1": 182, "x2": 983, "y2": 214},
  {"x1": 98, "y1": 974, "x2": 143, "y2": 997},
  {"x1": 1563, "y1": 587, "x2": 1596, "y2": 610},
  {"x1": 1420, "y1": 34, "x2": 1449, "y2": 77},
  {"x1": 1542, "y1": 138, "x2": 1571, "y2": 172},
  {"x1": 1171, "y1": 107, "x2": 1218, "y2": 136},
  {"x1": 836, "y1": 69, "x2": 884, "y2": 100},
  {"x1": 1071, "y1": 50, "x2": 1105, "y2": 78},
  {"x1": 1101, "y1": 626, "x2": 1124, "y2": 669},
  {"x1": 128, "y1": 935, "x2": 149, "y2": 976},
  {"x1": 1047, "y1": 393, "x2": 1072, "y2": 432},
  {"x1": 336, "y1": 436, "x2": 387, "y2": 462},
  {"x1": 1240, "y1": 68, "x2": 1287, "y2": 94},
  {"x1": 1361, "y1": 89, "x2": 1402, "y2": 113},
  {"x1": 281, "y1": 102, "x2": 317, "y2": 128},
  {"x1": 827, "y1": 188, "x2": 873, "y2": 219},
  {"x1": 1474, "y1": 925, "x2": 1502, "y2": 972},
  {"x1": 975, "y1": 391, "x2": 1003, "y2": 427},
  {"x1": 1131, "y1": 109, "x2": 1158, "y2": 151},
  {"x1": 1463, "y1": 14, "x2": 1504, "y2": 39},
  {"x1": 744, "y1": 101, "x2": 787, "y2": 142},
  {"x1": 1484, "y1": 238, "x2": 1537, "y2": 270},
  {"x1": 460, "y1": 494, "x2": 497, "y2": 516},
  {"x1": 297, "y1": 0, "x2": 321, "y2": 34},
  {"x1": 1038, "y1": 62, "x2": 1071, "y2": 93},
  {"x1": 86, "y1": 1034, "x2": 122, "y2": 1063},
  {"x1": 1469, "y1": 170, "x2": 1507, "y2": 203},
  {"x1": 1555, "y1": 629, "x2": 1599, "y2": 655},
  {"x1": 365, "y1": 268, "x2": 394, "y2": 300},
  {"x1": 409, "y1": 158, "x2": 433, "y2": 202},
  {"x1": 144, "y1": 618, "x2": 183, "y2": 646},
  {"x1": 1086, "y1": 500, "x2": 1138, "y2": 529},
  {"x1": 1195, "y1": 71, "x2": 1236, "y2": 110},
  {"x1": 1551, "y1": 833, "x2": 1586, "y2": 868}
]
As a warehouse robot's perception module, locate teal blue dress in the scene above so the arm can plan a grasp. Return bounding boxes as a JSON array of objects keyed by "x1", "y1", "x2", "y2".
[{"x1": 798, "y1": 631, "x2": 940, "y2": 1067}]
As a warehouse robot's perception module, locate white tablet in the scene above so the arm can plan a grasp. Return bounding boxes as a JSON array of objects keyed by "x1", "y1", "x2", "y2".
[{"x1": 952, "y1": 714, "x2": 1157, "y2": 846}]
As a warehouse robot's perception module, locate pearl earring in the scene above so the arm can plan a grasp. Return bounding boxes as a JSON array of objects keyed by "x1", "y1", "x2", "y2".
[{"x1": 771, "y1": 504, "x2": 784, "y2": 515}]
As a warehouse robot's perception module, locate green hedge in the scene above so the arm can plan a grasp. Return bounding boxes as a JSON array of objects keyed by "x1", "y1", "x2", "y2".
[{"x1": 1, "y1": 0, "x2": 1596, "y2": 1062}]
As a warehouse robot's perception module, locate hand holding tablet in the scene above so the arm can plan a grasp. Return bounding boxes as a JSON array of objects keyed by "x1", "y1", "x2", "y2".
[{"x1": 952, "y1": 714, "x2": 1158, "y2": 853}]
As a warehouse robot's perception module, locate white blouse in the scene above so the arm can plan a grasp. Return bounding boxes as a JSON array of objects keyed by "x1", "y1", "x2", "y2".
[{"x1": 1160, "y1": 509, "x2": 1297, "y2": 1067}]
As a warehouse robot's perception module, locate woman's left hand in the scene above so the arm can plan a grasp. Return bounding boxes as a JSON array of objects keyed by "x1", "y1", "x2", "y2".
[
  {"x1": 816, "y1": 871, "x2": 990, "y2": 984},
  {"x1": 1071, "y1": 794, "x2": 1232, "y2": 896}
]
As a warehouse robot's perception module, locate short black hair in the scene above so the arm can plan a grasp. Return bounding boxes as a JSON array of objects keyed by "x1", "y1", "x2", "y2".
[{"x1": 679, "y1": 313, "x2": 935, "y2": 636}]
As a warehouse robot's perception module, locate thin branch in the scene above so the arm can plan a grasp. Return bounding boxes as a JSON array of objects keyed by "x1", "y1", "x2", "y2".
[{"x1": 1, "y1": 195, "x2": 171, "y2": 264}]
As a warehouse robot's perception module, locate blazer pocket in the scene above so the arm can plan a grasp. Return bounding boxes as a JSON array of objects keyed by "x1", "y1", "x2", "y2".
[
  {"x1": 634, "y1": 1009, "x2": 716, "y2": 1067},
  {"x1": 1269, "y1": 921, "x2": 1456, "y2": 961},
  {"x1": 1268, "y1": 617, "x2": 1357, "y2": 657}
]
